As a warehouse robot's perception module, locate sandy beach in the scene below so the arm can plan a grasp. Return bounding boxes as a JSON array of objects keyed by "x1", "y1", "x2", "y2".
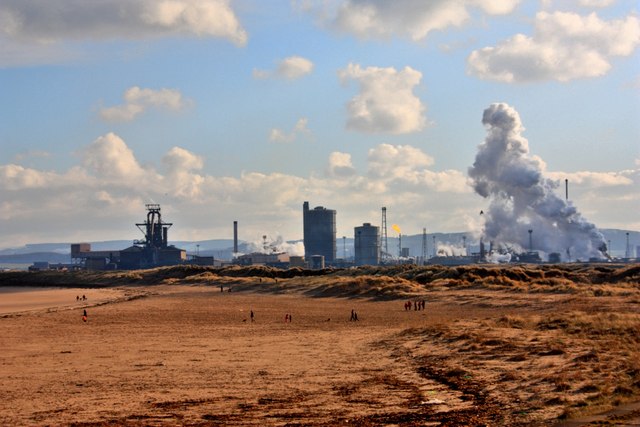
[
  {"x1": 0, "y1": 287, "x2": 132, "y2": 316},
  {"x1": 1, "y1": 265, "x2": 639, "y2": 426}
]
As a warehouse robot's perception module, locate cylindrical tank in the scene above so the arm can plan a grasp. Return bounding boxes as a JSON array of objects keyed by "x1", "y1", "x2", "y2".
[
  {"x1": 354, "y1": 223, "x2": 380, "y2": 266},
  {"x1": 303, "y1": 202, "x2": 337, "y2": 263}
]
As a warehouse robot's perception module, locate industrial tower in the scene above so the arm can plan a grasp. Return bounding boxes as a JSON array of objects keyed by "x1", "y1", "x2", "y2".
[
  {"x1": 380, "y1": 207, "x2": 389, "y2": 263},
  {"x1": 303, "y1": 201, "x2": 337, "y2": 263}
]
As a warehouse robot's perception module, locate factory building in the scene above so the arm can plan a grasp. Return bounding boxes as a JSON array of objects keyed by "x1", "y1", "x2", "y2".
[
  {"x1": 118, "y1": 204, "x2": 186, "y2": 269},
  {"x1": 354, "y1": 223, "x2": 380, "y2": 266},
  {"x1": 71, "y1": 204, "x2": 186, "y2": 270},
  {"x1": 236, "y1": 252, "x2": 290, "y2": 268},
  {"x1": 303, "y1": 201, "x2": 336, "y2": 263}
]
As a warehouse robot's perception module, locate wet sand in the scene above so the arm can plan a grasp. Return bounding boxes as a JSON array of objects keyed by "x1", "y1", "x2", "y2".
[{"x1": 0, "y1": 287, "x2": 130, "y2": 315}]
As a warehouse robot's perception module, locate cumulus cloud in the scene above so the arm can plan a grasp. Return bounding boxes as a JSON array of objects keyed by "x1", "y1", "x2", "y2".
[
  {"x1": 339, "y1": 63, "x2": 426, "y2": 134},
  {"x1": 253, "y1": 56, "x2": 314, "y2": 80},
  {"x1": 81, "y1": 133, "x2": 147, "y2": 180},
  {"x1": 368, "y1": 144, "x2": 433, "y2": 179},
  {"x1": 467, "y1": 11, "x2": 640, "y2": 82},
  {"x1": 269, "y1": 118, "x2": 311, "y2": 143},
  {"x1": 99, "y1": 86, "x2": 189, "y2": 122},
  {"x1": 301, "y1": 0, "x2": 519, "y2": 41},
  {"x1": 163, "y1": 147, "x2": 204, "y2": 173},
  {"x1": 0, "y1": 0, "x2": 247, "y2": 45},
  {"x1": 1, "y1": 132, "x2": 636, "y2": 246},
  {"x1": 327, "y1": 152, "x2": 357, "y2": 177}
]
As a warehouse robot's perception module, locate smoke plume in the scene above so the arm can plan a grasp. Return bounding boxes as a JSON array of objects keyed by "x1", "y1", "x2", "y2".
[
  {"x1": 469, "y1": 103, "x2": 607, "y2": 261},
  {"x1": 244, "y1": 235, "x2": 305, "y2": 257}
]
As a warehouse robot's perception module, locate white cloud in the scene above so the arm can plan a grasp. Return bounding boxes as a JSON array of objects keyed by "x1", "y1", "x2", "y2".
[
  {"x1": 1, "y1": 133, "x2": 637, "y2": 246},
  {"x1": 327, "y1": 152, "x2": 357, "y2": 177},
  {"x1": 368, "y1": 144, "x2": 434, "y2": 179},
  {"x1": 339, "y1": 63, "x2": 426, "y2": 134},
  {"x1": 546, "y1": 170, "x2": 634, "y2": 187},
  {"x1": 302, "y1": 0, "x2": 519, "y2": 41},
  {"x1": 163, "y1": 147, "x2": 204, "y2": 173},
  {"x1": 99, "y1": 86, "x2": 189, "y2": 122},
  {"x1": 269, "y1": 118, "x2": 311, "y2": 143},
  {"x1": 0, "y1": 0, "x2": 247, "y2": 45},
  {"x1": 254, "y1": 56, "x2": 314, "y2": 80},
  {"x1": 542, "y1": 0, "x2": 616, "y2": 8},
  {"x1": 81, "y1": 133, "x2": 147, "y2": 180},
  {"x1": 467, "y1": 11, "x2": 640, "y2": 82},
  {"x1": 577, "y1": 0, "x2": 616, "y2": 7},
  {"x1": 278, "y1": 56, "x2": 314, "y2": 79}
]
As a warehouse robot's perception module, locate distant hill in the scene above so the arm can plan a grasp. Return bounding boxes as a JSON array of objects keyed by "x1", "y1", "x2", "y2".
[{"x1": 0, "y1": 252, "x2": 72, "y2": 264}]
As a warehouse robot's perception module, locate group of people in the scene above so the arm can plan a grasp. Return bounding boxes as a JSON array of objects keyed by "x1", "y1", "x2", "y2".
[
  {"x1": 404, "y1": 300, "x2": 426, "y2": 311},
  {"x1": 76, "y1": 295, "x2": 87, "y2": 301}
]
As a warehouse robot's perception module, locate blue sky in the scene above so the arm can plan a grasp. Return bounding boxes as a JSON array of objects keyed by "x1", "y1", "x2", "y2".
[{"x1": 1, "y1": 0, "x2": 639, "y2": 249}]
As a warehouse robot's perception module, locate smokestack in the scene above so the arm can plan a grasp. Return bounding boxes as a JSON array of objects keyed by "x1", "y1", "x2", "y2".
[
  {"x1": 233, "y1": 221, "x2": 238, "y2": 253},
  {"x1": 565, "y1": 179, "x2": 568, "y2": 201}
]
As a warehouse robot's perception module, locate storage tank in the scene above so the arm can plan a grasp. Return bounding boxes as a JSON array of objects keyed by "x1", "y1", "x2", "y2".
[
  {"x1": 354, "y1": 223, "x2": 380, "y2": 266},
  {"x1": 303, "y1": 201, "x2": 337, "y2": 263}
]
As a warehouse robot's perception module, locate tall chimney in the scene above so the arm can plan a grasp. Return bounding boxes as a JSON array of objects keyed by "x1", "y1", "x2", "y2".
[
  {"x1": 565, "y1": 179, "x2": 568, "y2": 201},
  {"x1": 233, "y1": 221, "x2": 238, "y2": 253}
]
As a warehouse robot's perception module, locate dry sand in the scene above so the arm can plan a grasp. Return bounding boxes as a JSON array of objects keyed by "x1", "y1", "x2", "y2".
[{"x1": 1, "y1": 265, "x2": 639, "y2": 426}]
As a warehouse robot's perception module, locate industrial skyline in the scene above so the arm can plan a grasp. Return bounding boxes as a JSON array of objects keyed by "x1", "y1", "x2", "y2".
[{"x1": 1, "y1": 1, "x2": 639, "y2": 248}]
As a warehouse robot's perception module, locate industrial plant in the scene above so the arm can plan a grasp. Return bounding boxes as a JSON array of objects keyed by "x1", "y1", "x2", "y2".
[
  {"x1": 69, "y1": 204, "x2": 191, "y2": 270},
  {"x1": 40, "y1": 190, "x2": 633, "y2": 272}
]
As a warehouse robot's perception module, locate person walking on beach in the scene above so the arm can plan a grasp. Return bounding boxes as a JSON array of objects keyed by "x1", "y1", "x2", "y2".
[
  {"x1": 250, "y1": 310, "x2": 255, "y2": 322},
  {"x1": 82, "y1": 309, "x2": 87, "y2": 322}
]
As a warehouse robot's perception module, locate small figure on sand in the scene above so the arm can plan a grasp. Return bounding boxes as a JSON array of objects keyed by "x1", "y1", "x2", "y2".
[
  {"x1": 350, "y1": 310, "x2": 358, "y2": 321},
  {"x1": 250, "y1": 310, "x2": 255, "y2": 322},
  {"x1": 82, "y1": 309, "x2": 87, "y2": 322}
]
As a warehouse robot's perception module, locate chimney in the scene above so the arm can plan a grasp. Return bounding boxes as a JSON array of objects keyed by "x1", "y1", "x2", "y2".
[
  {"x1": 565, "y1": 179, "x2": 568, "y2": 201},
  {"x1": 233, "y1": 221, "x2": 238, "y2": 253}
]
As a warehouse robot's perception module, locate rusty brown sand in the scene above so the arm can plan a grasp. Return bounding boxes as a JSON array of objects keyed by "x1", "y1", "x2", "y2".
[{"x1": 1, "y1": 283, "x2": 639, "y2": 426}]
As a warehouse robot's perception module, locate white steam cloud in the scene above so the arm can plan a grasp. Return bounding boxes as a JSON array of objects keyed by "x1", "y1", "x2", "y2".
[
  {"x1": 243, "y1": 235, "x2": 305, "y2": 256},
  {"x1": 469, "y1": 103, "x2": 607, "y2": 261}
]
